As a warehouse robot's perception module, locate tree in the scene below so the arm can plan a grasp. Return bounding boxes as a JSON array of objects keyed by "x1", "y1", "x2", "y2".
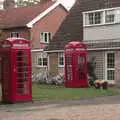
[
  {"x1": 16, "y1": 0, "x2": 49, "y2": 7},
  {"x1": 87, "y1": 57, "x2": 97, "y2": 87}
]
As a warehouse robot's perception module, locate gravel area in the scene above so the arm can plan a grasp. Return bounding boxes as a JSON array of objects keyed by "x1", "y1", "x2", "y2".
[
  {"x1": 0, "y1": 95, "x2": 120, "y2": 120},
  {"x1": 0, "y1": 103, "x2": 120, "y2": 120}
]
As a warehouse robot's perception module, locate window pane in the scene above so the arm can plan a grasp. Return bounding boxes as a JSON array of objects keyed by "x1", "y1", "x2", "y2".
[
  {"x1": 40, "y1": 33, "x2": 43, "y2": 42},
  {"x1": 10, "y1": 32, "x2": 20, "y2": 38},
  {"x1": 116, "y1": 9, "x2": 120, "y2": 23},
  {"x1": 66, "y1": 55, "x2": 72, "y2": 81},
  {"x1": 40, "y1": 32, "x2": 51, "y2": 43},
  {"x1": 88, "y1": 12, "x2": 102, "y2": 25},
  {"x1": 105, "y1": 10, "x2": 115, "y2": 23},
  {"x1": 38, "y1": 58, "x2": 42, "y2": 66},
  {"x1": 107, "y1": 53, "x2": 114, "y2": 68},
  {"x1": 44, "y1": 33, "x2": 48, "y2": 42},
  {"x1": 59, "y1": 57, "x2": 64, "y2": 65},
  {"x1": 59, "y1": 54, "x2": 64, "y2": 66},
  {"x1": 106, "y1": 14, "x2": 114, "y2": 23},
  {"x1": 43, "y1": 58, "x2": 47, "y2": 66},
  {"x1": 88, "y1": 13, "x2": 94, "y2": 24},
  {"x1": 48, "y1": 33, "x2": 51, "y2": 41},
  {"x1": 78, "y1": 56, "x2": 84, "y2": 80},
  {"x1": 16, "y1": 33, "x2": 19, "y2": 37},
  {"x1": 95, "y1": 12, "x2": 101, "y2": 24},
  {"x1": 107, "y1": 70, "x2": 115, "y2": 80}
]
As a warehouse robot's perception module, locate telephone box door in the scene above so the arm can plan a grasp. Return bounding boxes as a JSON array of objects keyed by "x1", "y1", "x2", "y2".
[
  {"x1": 1, "y1": 55, "x2": 11, "y2": 102},
  {"x1": 65, "y1": 53, "x2": 73, "y2": 84},
  {"x1": 76, "y1": 53, "x2": 87, "y2": 85},
  {"x1": 13, "y1": 49, "x2": 32, "y2": 101}
]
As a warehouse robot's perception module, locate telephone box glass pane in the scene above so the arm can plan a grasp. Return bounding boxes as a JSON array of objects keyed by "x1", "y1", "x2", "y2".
[
  {"x1": 66, "y1": 55, "x2": 72, "y2": 81},
  {"x1": 16, "y1": 51, "x2": 30, "y2": 95},
  {"x1": 78, "y1": 55, "x2": 85, "y2": 80},
  {"x1": 2, "y1": 56, "x2": 10, "y2": 99}
]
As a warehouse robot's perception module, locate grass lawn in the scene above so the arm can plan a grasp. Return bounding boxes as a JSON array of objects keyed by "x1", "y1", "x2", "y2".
[
  {"x1": 0, "y1": 84, "x2": 118, "y2": 101},
  {"x1": 32, "y1": 84, "x2": 118, "y2": 100}
]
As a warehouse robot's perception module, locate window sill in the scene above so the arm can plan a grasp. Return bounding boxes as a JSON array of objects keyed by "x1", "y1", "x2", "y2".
[
  {"x1": 84, "y1": 22, "x2": 120, "y2": 27},
  {"x1": 58, "y1": 65, "x2": 64, "y2": 68},
  {"x1": 40, "y1": 42, "x2": 49, "y2": 44},
  {"x1": 36, "y1": 65, "x2": 48, "y2": 68}
]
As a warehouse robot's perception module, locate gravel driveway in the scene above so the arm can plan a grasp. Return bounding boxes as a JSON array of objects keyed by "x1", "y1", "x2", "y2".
[{"x1": 0, "y1": 94, "x2": 120, "y2": 120}]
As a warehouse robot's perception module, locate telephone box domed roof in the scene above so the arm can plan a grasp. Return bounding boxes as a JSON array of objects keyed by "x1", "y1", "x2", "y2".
[{"x1": 65, "y1": 41, "x2": 87, "y2": 49}]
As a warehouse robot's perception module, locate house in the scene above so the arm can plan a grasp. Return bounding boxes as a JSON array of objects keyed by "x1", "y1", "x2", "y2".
[
  {"x1": 0, "y1": 0, "x2": 68, "y2": 75},
  {"x1": 46, "y1": 0, "x2": 120, "y2": 85}
]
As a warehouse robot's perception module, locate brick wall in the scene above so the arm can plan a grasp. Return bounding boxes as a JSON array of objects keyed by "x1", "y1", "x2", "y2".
[
  {"x1": 0, "y1": 28, "x2": 30, "y2": 40},
  {"x1": 31, "y1": 5, "x2": 67, "y2": 49}
]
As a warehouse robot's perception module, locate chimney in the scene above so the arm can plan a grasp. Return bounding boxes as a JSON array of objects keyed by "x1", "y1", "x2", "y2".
[{"x1": 3, "y1": 0, "x2": 15, "y2": 9}]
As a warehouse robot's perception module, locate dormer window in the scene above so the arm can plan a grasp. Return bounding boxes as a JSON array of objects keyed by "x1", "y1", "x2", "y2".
[
  {"x1": 83, "y1": 7, "x2": 120, "y2": 26},
  {"x1": 10, "y1": 32, "x2": 20, "y2": 38}
]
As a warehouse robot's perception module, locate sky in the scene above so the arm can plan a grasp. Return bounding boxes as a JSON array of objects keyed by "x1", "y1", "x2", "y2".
[
  {"x1": 58, "y1": 0, "x2": 76, "y2": 9},
  {"x1": 0, "y1": 0, "x2": 76, "y2": 10}
]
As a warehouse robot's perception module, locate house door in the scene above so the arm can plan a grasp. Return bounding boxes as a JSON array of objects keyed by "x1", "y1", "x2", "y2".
[{"x1": 105, "y1": 52, "x2": 115, "y2": 84}]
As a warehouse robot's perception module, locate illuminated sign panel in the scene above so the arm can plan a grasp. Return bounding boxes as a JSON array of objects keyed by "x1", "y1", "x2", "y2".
[{"x1": 13, "y1": 44, "x2": 29, "y2": 47}]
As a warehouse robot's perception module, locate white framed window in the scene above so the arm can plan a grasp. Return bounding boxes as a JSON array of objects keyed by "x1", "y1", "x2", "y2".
[
  {"x1": 40, "y1": 32, "x2": 51, "y2": 43},
  {"x1": 10, "y1": 32, "x2": 20, "y2": 38},
  {"x1": 58, "y1": 53, "x2": 64, "y2": 67},
  {"x1": 36, "y1": 53, "x2": 48, "y2": 67},
  {"x1": 105, "y1": 52, "x2": 115, "y2": 84},
  {"x1": 83, "y1": 7, "x2": 120, "y2": 26},
  {"x1": 88, "y1": 12, "x2": 102, "y2": 25},
  {"x1": 84, "y1": 11, "x2": 103, "y2": 26},
  {"x1": 105, "y1": 10, "x2": 115, "y2": 23}
]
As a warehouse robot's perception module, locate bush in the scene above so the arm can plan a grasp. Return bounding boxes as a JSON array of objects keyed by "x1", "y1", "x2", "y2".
[
  {"x1": 87, "y1": 57, "x2": 97, "y2": 87},
  {"x1": 32, "y1": 72, "x2": 64, "y2": 86}
]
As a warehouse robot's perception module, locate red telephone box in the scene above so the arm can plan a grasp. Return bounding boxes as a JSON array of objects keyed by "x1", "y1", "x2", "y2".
[
  {"x1": 64, "y1": 41, "x2": 88, "y2": 87},
  {"x1": 0, "y1": 38, "x2": 32, "y2": 103}
]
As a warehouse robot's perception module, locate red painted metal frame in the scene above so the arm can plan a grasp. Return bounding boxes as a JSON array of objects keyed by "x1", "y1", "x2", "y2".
[
  {"x1": 0, "y1": 38, "x2": 32, "y2": 103},
  {"x1": 64, "y1": 42, "x2": 88, "y2": 87}
]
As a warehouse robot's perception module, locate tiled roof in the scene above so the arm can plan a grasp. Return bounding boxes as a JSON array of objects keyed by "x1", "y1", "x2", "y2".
[
  {"x1": 46, "y1": 0, "x2": 120, "y2": 51},
  {"x1": 84, "y1": 39, "x2": 120, "y2": 50},
  {"x1": 0, "y1": 0, "x2": 54, "y2": 29}
]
